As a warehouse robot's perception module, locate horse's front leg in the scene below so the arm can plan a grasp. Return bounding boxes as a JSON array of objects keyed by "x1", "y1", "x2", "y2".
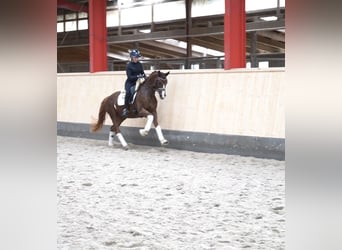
[
  {"x1": 138, "y1": 108, "x2": 153, "y2": 137},
  {"x1": 152, "y1": 112, "x2": 169, "y2": 145}
]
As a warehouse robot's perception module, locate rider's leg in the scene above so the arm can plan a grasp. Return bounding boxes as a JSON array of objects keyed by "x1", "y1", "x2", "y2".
[
  {"x1": 122, "y1": 83, "x2": 131, "y2": 116},
  {"x1": 129, "y1": 85, "x2": 136, "y2": 104},
  {"x1": 129, "y1": 85, "x2": 137, "y2": 113}
]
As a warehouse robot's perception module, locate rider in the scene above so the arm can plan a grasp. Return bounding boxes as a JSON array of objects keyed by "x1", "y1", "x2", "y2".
[{"x1": 122, "y1": 49, "x2": 146, "y2": 117}]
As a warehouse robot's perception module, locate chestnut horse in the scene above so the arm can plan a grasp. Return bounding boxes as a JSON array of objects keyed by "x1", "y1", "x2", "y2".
[{"x1": 91, "y1": 70, "x2": 170, "y2": 149}]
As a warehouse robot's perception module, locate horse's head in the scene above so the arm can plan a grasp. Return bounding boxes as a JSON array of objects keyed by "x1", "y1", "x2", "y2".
[{"x1": 153, "y1": 71, "x2": 170, "y2": 99}]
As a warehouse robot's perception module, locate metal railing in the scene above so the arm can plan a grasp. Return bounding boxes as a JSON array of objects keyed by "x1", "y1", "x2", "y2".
[{"x1": 57, "y1": 55, "x2": 285, "y2": 73}]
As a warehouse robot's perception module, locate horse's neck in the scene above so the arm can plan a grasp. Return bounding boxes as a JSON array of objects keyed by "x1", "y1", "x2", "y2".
[
  {"x1": 139, "y1": 83, "x2": 155, "y2": 96},
  {"x1": 139, "y1": 75, "x2": 157, "y2": 94}
]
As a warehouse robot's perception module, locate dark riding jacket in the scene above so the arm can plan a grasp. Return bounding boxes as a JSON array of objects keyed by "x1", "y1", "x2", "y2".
[
  {"x1": 125, "y1": 61, "x2": 145, "y2": 86},
  {"x1": 124, "y1": 61, "x2": 145, "y2": 105}
]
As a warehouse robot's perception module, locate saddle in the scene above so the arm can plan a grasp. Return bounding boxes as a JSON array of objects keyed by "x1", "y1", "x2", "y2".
[{"x1": 117, "y1": 77, "x2": 144, "y2": 106}]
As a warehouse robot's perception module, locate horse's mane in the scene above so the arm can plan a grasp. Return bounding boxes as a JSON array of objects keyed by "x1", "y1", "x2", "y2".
[
  {"x1": 136, "y1": 71, "x2": 158, "y2": 92},
  {"x1": 145, "y1": 71, "x2": 159, "y2": 83}
]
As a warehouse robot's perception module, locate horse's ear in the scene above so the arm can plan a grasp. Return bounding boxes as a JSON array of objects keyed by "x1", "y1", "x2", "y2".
[
  {"x1": 157, "y1": 70, "x2": 161, "y2": 77},
  {"x1": 166, "y1": 71, "x2": 170, "y2": 77}
]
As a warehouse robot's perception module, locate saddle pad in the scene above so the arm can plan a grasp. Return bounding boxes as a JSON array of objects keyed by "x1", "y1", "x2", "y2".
[
  {"x1": 117, "y1": 91, "x2": 125, "y2": 106},
  {"x1": 117, "y1": 90, "x2": 137, "y2": 106}
]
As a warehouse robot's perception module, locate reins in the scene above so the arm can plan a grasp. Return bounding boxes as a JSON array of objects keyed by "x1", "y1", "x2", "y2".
[{"x1": 137, "y1": 71, "x2": 163, "y2": 92}]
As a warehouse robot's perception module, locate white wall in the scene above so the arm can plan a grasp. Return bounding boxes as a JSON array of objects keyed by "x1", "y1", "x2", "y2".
[{"x1": 57, "y1": 68, "x2": 285, "y2": 138}]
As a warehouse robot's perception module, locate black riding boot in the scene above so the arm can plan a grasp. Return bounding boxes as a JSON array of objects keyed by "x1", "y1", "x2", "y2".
[{"x1": 122, "y1": 91, "x2": 131, "y2": 117}]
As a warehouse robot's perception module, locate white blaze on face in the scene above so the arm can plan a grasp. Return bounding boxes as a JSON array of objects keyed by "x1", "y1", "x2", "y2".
[{"x1": 161, "y1": 84, "x2": 166, "y2": 99}]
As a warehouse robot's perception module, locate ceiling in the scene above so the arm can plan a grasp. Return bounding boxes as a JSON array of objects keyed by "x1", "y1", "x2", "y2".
[{"x1": 57, "y1": 0, "x2": 285, "y2": 72}]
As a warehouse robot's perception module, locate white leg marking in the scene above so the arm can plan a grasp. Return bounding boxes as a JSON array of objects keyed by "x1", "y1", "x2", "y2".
[
  {"x1": 144, "y1": 115, "x2": 154, "y2": 131},
  {"x1": 156, "y1": 125, "x2": 168, "y2": 145},
  {"x1": 162, "y1": 84, "x2": 166, "y2": 98},
  {"x1": 108, "y1": 131, "x2": 115, "y2": 146},
  {"x1": 139, "y1": 115, "x2": 153, "y2": 136},
  {"x1": 116, "y1": 133, "x2": 128, "y2": 148}
]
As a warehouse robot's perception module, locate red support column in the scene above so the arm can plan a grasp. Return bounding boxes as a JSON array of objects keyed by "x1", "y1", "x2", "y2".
[
  {"x1": 224, "y1": 0, "x2": 246, "y2": 69},
  {"x1": 88, "y1": 0, "x2": 107, "y2": 72}
]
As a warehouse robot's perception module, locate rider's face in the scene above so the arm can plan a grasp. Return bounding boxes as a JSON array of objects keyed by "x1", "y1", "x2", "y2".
[{"x1": 132, "y1": 57, "x2": 139, "y2": 63}]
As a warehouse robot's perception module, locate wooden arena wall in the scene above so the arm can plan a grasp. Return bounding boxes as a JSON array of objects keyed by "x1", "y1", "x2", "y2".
[{"x1": 57, "y1": 69, "x2": 285, "y2": 160}]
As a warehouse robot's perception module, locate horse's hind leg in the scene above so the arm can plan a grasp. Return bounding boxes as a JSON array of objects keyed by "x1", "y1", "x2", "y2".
[
  {"x1": 116, "y1": 132, "x2": 128, "y2": 149},
  {"x1": 108, "y1": 110, "x2": 128, "y2": 149},
  {"x1": 108, "y1": 125, "x2": 126, "y2": 147},
  {"x1": 108, "y1": 129, "x2": 115, "y2": 146}
]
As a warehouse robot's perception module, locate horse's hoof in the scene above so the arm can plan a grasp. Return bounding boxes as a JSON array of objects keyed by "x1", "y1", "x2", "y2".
[
  {"x1": 122, "y1": 146, "x2": 129, "y2": 151},
  {"x1": 108, "y1": 142, "x2": 114, "y2": 147},
  {"x1": 161, "y1": 139, "x2": 169, "y2": 145},
  {"x1": 139, "y1": 129, "x2": 148, "y2": 136}
]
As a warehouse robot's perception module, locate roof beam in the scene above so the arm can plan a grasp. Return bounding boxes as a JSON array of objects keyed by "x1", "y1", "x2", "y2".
[
  {"x1": 256, "y1": 30, "x2": 285, "y2": 42},
  {"x1": 246, "y1": 19, "x2": 285, "y2": 32},
  {"x1": 57, "y1": 0, "x2": 88, "y2": 13}
]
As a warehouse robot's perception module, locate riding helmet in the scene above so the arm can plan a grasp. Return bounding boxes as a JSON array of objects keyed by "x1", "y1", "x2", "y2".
[{"x1": 130, "y1": 49, "x2": 141, "y2": 58}]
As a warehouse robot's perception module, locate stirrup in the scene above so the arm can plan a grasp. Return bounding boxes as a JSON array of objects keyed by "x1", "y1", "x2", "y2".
[{"x1": 122, "y1": 107, "x2": 128, "y2": 117}]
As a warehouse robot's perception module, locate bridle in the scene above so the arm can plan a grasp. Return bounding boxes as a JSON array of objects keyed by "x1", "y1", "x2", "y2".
[{"x1": 155, "y1": 77, "x2": 167, "y2": 99}]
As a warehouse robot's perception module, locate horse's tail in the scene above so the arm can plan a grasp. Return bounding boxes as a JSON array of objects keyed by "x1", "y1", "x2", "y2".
[{"x1": 91, "y1": 96, "x2": 109, "y2": 132}]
